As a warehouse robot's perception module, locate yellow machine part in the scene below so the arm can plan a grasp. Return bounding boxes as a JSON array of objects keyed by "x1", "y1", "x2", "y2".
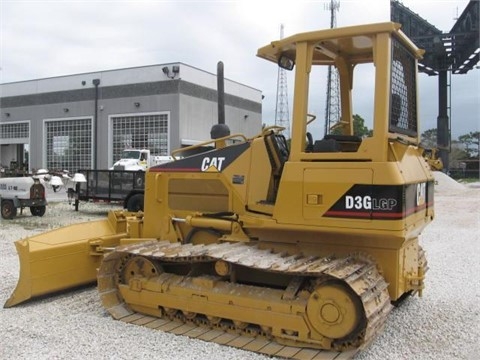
[
  {"x1": 96, "y1": 240, "x2": 393, "y2": 355},
  {"x1": 4, "y1": 211, "x2": 128, "y2": 308},
  {"x1": 4, "y1": 22, "x2": 434, "y2": 360}
]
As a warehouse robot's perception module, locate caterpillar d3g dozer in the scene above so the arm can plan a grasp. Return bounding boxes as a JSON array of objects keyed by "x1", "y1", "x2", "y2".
[{"x1": 5, "y1": 22, "x2": 434, "y2": 359}]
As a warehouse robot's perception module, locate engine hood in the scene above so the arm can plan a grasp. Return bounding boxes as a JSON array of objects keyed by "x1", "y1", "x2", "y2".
[{"x1": 110, "y1": 158, "x2": 144, "y2": 171}]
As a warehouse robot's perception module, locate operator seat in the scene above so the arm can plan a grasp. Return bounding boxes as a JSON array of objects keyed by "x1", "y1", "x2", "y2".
[{"x1": 264, "y1": 132, "x2": 289, "y2": 203}]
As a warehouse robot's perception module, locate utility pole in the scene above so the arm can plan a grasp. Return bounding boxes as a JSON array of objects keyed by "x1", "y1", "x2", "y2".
[{"x1": 275, "y1": 24, "x2": 291, "y2": 139}]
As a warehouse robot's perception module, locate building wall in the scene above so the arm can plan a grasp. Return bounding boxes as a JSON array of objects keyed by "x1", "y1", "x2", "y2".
[
  {"x1": 179, "y1": 94, "x2": 260, "y2": 142},
  {"x1": 0, "y1": 63, "x2": 262, "y2": 173}
]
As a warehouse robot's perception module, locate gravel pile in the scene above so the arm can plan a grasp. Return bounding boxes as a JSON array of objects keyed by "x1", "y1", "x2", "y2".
[
  {"x1": 432, "y1": 170, "x2": 468, "y2": 193},
  {"x1": 1, "y1": 180, "x2": 479, "y2": 360}
]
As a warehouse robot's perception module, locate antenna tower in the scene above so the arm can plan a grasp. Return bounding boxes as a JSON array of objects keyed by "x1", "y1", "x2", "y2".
[
  {"x1": 275, "y1": 24, "x2": 290, "y2": 138},
  {"x1": 324, "y1": 0, "x2": 341, "y2": 135}
]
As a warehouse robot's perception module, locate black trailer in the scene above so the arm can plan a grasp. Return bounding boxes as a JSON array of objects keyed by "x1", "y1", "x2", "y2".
[{"x1": 70, "y1": 169, "x2": 145, "y2": 212}]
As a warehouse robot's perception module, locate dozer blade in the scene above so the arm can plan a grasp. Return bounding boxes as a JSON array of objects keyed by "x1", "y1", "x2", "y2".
[{"x1": 4, "y1": 211, "x2": 128, "y2": 308}]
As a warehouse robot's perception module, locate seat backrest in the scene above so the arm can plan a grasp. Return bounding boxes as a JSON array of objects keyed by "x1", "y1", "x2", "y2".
[
  {"x1": 313, "y1": 138, "x2": 341, "y2": 152},
  {"x1": 324, "y1": 134, "x2": 362, "y2": 143},
  {"x1": 265, "y1": 133, "x2": 288, "y2": 176}
]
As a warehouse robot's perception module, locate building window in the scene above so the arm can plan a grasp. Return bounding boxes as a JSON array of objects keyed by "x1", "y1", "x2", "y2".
[
  {"x1": 0, "y1": 121, "x2": 29, "y2": 140},
  {"x1": 111, "y1": 113, "x2": 169, "y2": 162},
  {"x1": 45, "y1": 118, "x2": 92, "y2": 173}
]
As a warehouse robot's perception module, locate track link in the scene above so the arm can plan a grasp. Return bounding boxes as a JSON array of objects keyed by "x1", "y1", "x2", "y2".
[{"x1": 98, "y1": 241, "x2": 392, "y2": 359}]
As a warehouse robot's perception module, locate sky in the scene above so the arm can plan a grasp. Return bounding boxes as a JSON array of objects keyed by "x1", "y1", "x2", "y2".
[{"x1": 0, "y1": 0, "x2": 479, "y2": 139}]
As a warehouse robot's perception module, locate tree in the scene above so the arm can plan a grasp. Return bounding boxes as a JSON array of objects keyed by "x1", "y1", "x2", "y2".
[
  {"x1": 331, "y1": 114, "x2": 372, "y2": 137},
  {"x1": 458, "y1": 131, "x2": 479, "y2": 159},
  {"x1": 449, "y1": 141, "x2": 469, "y2": 168},
  {"x1": 420, "y1": 128, "x2": 437, "y2": 148},
  {"x1": 352, "y1": 114, "x2": 372, "y2": 137}
]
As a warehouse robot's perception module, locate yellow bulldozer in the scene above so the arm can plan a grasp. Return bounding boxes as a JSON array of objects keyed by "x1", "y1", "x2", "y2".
[
  {"x1": 422, "y1": 147, "x2": 444, "y2": 171},
  {"x1": 5, "y1": 22, "x2": 434, "y2": 358}
]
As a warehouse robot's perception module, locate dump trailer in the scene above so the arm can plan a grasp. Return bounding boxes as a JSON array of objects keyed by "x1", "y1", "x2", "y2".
[{"x1": 5, "y1": 22, "x2": 434, "y2": 358}]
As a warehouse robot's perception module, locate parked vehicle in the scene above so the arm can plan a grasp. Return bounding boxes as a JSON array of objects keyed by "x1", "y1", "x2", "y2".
[
  {"x1": 70, "y1": 153, "x2": 174, "y2": 211},
  {"x1": 68, "y1": 169, "x2": 145, "y2": 212},
  {"x1": 422, "y1": 147, "x2": 444, "y2": 171},
  {"x1": 110, "y1": 149, "x2": 173, "y2": 171}
]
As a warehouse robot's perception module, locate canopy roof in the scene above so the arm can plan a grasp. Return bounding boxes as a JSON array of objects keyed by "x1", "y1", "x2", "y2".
[{"x1": 257, "y1": 22, "x2": 423, "y2": 66}]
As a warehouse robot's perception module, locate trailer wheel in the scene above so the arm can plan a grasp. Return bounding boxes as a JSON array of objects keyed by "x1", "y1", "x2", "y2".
[
  {"x1": 1, "y1": 200, "x2": 17, "y2": 219},
  {"x1": 126, "y1": 193, "x2": 144, "y2": 212},
  {"x1": 30, "y1": 205, "x2": 46, "y2": 217}
]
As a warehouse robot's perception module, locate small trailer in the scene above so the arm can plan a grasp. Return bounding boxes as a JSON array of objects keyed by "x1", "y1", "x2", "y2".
[
  {"x1": 0, "y1": 177, "x2": 47, "y2": 219},
  {"x1": 68, "y1": 169, "x2": 145, "y2": 212}
]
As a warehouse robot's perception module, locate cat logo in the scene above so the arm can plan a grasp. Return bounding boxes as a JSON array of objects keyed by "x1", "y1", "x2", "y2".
[
  {"x1": 201, "y1": 157, "x2": 226, "y2": 172},
  {"x1": 416, "y1": 182, "x2": 426, "y2": 206}
]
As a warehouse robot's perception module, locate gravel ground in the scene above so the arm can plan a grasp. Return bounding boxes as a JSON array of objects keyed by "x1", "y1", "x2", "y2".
[{"x1": 0, "y1": 173, "x2": 479, "y2": 360}]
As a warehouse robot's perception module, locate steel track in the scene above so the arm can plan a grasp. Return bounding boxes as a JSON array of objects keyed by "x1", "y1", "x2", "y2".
[{"x1": 98, "y1": 240, "x2": 393, "y2": 359}]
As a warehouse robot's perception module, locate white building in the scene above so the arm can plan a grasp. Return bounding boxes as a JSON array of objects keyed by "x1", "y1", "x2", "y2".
[{"x1": 0, "y1": 63, "x2": 262, "y2": 173}]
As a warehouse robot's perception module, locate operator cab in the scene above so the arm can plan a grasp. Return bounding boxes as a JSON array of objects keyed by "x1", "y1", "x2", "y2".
[{"x1": 257, "y1": 22, "x2": 424, "y2": 163}]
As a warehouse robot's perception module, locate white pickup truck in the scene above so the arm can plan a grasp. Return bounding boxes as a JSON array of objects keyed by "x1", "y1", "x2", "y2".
[
  {"x1": 110, "y1": 149, "x2": 173, "y2": 171},
  {"x1": 0, "y1": 177, "x2": 47, "y2": 219}
]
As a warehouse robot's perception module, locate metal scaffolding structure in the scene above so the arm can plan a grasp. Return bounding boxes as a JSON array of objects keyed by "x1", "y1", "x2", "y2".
[
  {"x1": 391, "y1": 0, "x2": 479, "y2": 170},
  {"x1": 324, "y1": 0, "x2": 341, "y2": 136},
  {"x1": 274, "y1": 24, "x2": 291, "y2": 139}
]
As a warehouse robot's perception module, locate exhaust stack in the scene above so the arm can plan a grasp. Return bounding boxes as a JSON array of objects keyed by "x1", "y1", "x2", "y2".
[{"x1": 210, "y1": 61, "x2": 230, "y2": 141}]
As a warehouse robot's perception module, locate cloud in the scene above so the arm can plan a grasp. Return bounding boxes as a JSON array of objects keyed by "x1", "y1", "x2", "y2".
[{"x1": 1, "y1": 0, "x2": 478, "y2": 138}]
